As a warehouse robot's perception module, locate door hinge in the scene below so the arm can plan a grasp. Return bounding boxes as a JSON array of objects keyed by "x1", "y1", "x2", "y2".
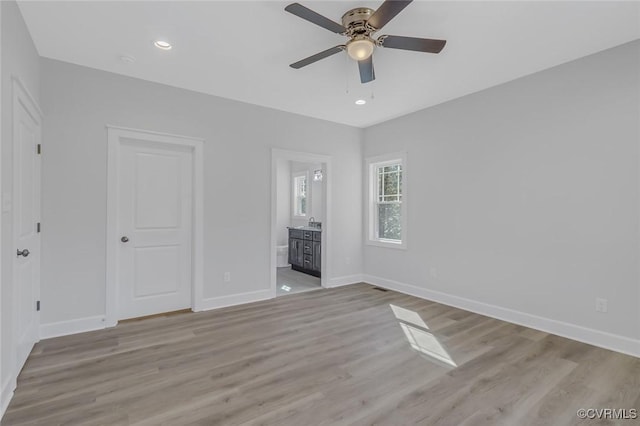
[
  {"x1": 37, "y1": 222, "x2": 41, "y2": 233},
  {"x1": 37, "y1": 144, "x2": 41, "y2": 154},
  {"x1": 36, "y1": 300, "x2": 40, "y2": 311}
]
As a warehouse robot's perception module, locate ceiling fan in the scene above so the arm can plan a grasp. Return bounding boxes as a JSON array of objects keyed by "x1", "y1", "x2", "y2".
[{"x1": 285, "y1": 0, "x2": 447, "y2": 84}]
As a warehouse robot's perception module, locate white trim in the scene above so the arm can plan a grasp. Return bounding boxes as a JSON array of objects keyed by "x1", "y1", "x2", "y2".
[
  {"x1": 199, "y1": 289, "x2": 273, "y2": 311},
  {"x1": 326, "y1": 274, "x2": 364, "y2": 288},
  {"x1": 105, "y1": 126, "x2": 205, "y2": 327},
  {"x1": 270, "y1": 149, "x2": 332, "y2": 297},
  {"x1": 1, "y1": 377, "x2": 15, "y2": 420},
  {"x1": 365, "y1": 152, "x2": 407, "y2": 250},
  {"x1": 39, "y1": 316, "x2": 106, "y2": 339},
  {"x1": 366, "y1": 238, "x2": 406, "y2": 250},
  {"x1": 104, "y1": 125, "x2": 204, "y2": 143},
  {"x1": 0, "y1": 10, "x2": 3, "y2": 417},
  {"x1": 363, "y1": 274, "x2": 640, "y2": 358}
]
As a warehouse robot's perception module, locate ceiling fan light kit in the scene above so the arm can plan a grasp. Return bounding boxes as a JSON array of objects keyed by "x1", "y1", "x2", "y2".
[
  {"x1": 346, "y1": 36, "x2": 375, "y2": 61},
  {"x1": 285, "y1": 0, "x2": 446, "y2": 84}
]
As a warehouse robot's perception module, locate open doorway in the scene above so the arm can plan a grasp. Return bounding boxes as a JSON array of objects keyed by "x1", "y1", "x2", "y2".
[{"x1": 270, "y1": 149, "x2": 331, "y2": 297}]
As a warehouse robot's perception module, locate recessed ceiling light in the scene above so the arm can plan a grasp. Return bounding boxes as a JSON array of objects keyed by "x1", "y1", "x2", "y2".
[
  {"x1": 154, "y1": 40, "x2": 172, "y2": 50},
  {"x1": 355, "y1": 99, "x2": 366, "y2": 105}
]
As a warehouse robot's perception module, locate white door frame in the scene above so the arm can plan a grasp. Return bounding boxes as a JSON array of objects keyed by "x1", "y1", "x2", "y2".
[
  {"x1": 105, "y1": 126, "x2": 204, "y2": 327},
  {"x1": 270, "y1": 148, "x2": 332, "y2": 296},
  {"x1": 11, "y1": 76, "x2": 43, "y2": 368},
  {"x1": 0, "y1": 13, "x2": 3, "y2": 414}
]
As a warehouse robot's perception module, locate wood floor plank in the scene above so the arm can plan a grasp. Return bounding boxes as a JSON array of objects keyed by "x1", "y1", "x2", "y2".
[{"x1": 2, "y1": 283, "x2": 638, "y2": 426}]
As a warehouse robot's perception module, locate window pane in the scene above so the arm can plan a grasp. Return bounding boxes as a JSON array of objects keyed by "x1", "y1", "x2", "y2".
[
  {"x1": 294, "y1": 175, "x2": 307, "y2": 216},
  {"x1": 378, "y1": 203, "x2": 401, "y2": 241},
  {"x1": 384, "y1": 169, "x2": 399, "y2": 196}
]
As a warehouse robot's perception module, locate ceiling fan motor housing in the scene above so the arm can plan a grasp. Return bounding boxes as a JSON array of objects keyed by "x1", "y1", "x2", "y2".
[{"x1": 341, "y1": 7, "x2": 376, "y2": 36}]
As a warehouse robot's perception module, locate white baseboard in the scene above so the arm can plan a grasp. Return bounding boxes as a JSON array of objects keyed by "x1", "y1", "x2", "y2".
[
  {"x1": 1, "y1": 376, "x2": 16, "y2": 420},
  {"x1": 198, "y1": 289, "x2": 273, "y2": 311},
  {"x1": 40, "y1": 290, "x2": 273, "y2": 339},
  {"x1": 40, "y1": 315, "x2": 106, "y2": 339},
  {"x1": 363, "y1": 274, "x2": 640, "y2": 358},
  {"x1": 326, "y1": 274, "x2": 364, "y2": 288}
]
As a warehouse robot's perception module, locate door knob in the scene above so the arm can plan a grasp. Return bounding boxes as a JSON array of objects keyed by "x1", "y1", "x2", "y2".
[
  {"x1": 17, "y1": 249, "x2": 30, "y2": 257},
  {"x1": 121, "y1": 236, "x2": 129, "y2": 243}
]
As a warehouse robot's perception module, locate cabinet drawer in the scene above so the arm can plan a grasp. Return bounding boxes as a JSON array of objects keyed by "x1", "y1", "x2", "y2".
[
  {"x1": 303, "y1": 255, "x2": 313, "y2": 268},
  {"x1": 303, "y1": 242, "x2": 313, "y2": 254},
  {"x1": 289, "y1": 229, "x2": 303, "y2": 239},
  {"x1": 313, "y1": 231, "x2": 321, "y2": 241},
  {"x1": 303, "y1": 231, "x2": 314, "y2": 240}
]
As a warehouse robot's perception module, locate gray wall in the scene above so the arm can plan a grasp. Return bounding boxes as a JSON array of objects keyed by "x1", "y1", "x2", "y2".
[
  {"x1": 363, "y1": 40, "x2": 640, "y2": 341},
  {"x1": 40, "y1": 58, "x2": 363, "y2": 325},
  {"x1": 1, "y1": 0, "x2": 41, "y2": 403}
]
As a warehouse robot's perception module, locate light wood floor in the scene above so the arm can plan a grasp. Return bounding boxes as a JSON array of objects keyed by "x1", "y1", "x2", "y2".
[{"x1": 3, "y1": 283, "x2": 639, "y2": 425}]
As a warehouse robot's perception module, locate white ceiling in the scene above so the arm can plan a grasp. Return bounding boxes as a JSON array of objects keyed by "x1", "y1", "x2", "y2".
[{"x1": 18, "y1": 1, "x2": 640, "y2": 127}]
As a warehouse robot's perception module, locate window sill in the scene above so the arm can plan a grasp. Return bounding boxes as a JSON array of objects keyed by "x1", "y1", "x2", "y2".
[{"x1": 365, "y1": 239, "x2": 407, "y2": 250}]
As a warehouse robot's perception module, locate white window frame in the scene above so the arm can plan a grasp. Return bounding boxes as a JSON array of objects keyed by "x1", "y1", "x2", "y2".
[
  {"x1": 366, "y1": 152, "x2": 407, "y2": 249},
  {"x1": 292, "y1": 170, "x2": 309, "y2": 218}
]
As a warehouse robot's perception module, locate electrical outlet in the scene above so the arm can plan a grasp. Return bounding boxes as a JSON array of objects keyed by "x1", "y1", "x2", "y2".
[
  {"x1": 345, "y1": 257, "x2": 351, "y2": 265},
  {"x1": 224, "y1": 272, "x2": 231, "y2": 283},
  {"x1": 595, "y1": 298, "x2": 608, "y2": 313}
]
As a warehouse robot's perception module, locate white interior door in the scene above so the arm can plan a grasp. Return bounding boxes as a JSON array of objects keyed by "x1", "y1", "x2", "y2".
[
  {"x1": 117, "y1": 139, "x2": 193, "y2": 320},
  {"x1": 13, "y1": 84, "x2": 41, "y2": 372}
]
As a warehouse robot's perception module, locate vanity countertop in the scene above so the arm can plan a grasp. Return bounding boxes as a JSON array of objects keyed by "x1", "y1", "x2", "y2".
[{"x1": 288, "y1": 226, "x2": 322, "y2": 232}]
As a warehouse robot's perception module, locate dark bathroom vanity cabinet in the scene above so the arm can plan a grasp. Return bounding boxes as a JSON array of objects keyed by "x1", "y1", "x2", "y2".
[{"x1": 288, "y1": 228, "x2": 321, "y2": 277}]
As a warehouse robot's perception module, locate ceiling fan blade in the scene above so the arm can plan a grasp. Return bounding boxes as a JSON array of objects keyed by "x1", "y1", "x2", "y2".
[
  {"x1": 367, "y1": 0, "x2": 413, "y2": 31},
  {"x1": 381, "y1": 35, "x2": 446, "y2": 53},
  {"x1": 285, "y1": 3, "x2": 346, "y2": 34},
  {"x1": 290, "y1": 45, "x2": 344, "y2": 69},
  {"x1": 358, "y1": 56, "x2": 375, "y2": 84}
]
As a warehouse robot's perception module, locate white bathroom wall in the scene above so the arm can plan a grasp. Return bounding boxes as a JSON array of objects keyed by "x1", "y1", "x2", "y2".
[
  {"x1": 309, "y1": 164, "x2": 324, "y2": 224},
  {"x1": 40, "y1": 58, "x2": 363, "y2": 327},
  {"x1": 363, "y1": 40, "x2": 640, "y2": 355},
  {"x1": 290, "y1": 161, "x2": 324, "y2": 228}
]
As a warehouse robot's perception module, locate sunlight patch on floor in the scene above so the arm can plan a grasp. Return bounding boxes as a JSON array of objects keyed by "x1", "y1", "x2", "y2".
[{"x1": 390, "y1": 304, "x2": 457, "y2": 367}]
